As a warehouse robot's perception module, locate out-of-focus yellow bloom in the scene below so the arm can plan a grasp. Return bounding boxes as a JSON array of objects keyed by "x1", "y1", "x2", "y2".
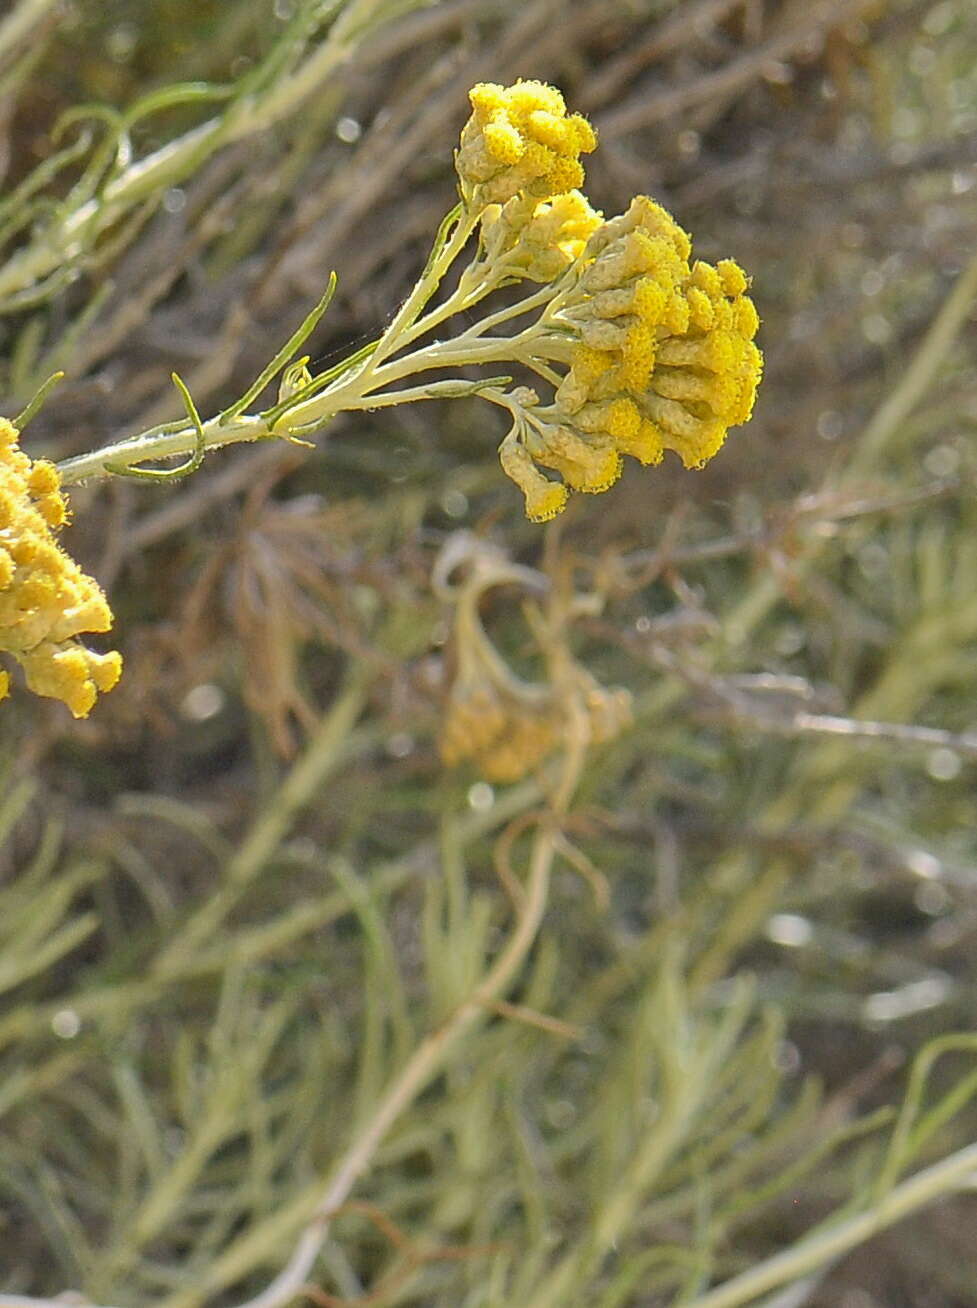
[
  {"x1": 440, "y1": 669, "x2": 631, "y2": 783},
  {"x1": 457, "y1": 80, "x2": 597, "y2": 209},
  {"x1": 0, "y1": 418, "x2": 121, "y2": 716},
  {"x1": 439, "y1": 675, "x2": 560, "y2": 784},
  {"x1": 436, "y1": 536, "x2": 633, "y2": 782}
]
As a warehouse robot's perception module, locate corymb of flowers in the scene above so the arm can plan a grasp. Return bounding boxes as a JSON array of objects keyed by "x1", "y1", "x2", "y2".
[
  {"x1": 455, "y1": 80, "x2": 762, "y2": 522},
  {"x1": 1, "y1": 79, "x2": 760, "y2": 716}
]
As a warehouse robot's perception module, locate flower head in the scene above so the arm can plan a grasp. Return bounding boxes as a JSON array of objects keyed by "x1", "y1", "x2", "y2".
[
  {"x1": 456, "y1": 80, "x2": 597, "y2": 210},
  {"x1": 499, "y1": 435, "x2": 569, "y2": 523},
  {"x1": 555, "y1": 196, "x2": 762, "y2": 468},
  {"x1": 0, "y1": 418, "x2": 121, "y2": 716},
  {"x1": 495, "y1": 193, "x2": 762, "y2": 516}
]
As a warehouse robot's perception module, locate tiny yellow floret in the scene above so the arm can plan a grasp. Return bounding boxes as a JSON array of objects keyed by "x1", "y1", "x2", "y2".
[{"x1": 499, "y1": 438, "x2": 569, "y2": 522}]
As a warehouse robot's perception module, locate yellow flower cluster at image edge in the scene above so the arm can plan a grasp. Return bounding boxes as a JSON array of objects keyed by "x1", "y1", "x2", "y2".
[
  {"x1": 457, "y1": 81, "x2": 763, "y2": 523},
  {"x1": 0, "y1": 418, "x2": 121, "y2": 716}
]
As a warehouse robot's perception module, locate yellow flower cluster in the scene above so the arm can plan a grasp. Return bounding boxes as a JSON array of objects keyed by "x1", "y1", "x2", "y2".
[
  {"x1": 456, "y1": 81, "x2": 597, "y2": 209},
  {"x1": 499, "y1": 197, "x2": 762, "y2": 520},
  {"x1": 479, "y1": 189, "x2": 603, "y2": 284},
  {"x1": 0, "y1": 418, "x2": 121, "y2": 717},
  {"x1": 440, "y1": 661, "x2": 632, "y2": 784},
  {"x1": 439, "y1": 674, "x2": 558, "y2": 783},
  {"x1": 553, "y1": 195, "x2": 763, "y2": 473},
  {"x1": 455, "y1": 81, "x2": 762, "y2": 523}
]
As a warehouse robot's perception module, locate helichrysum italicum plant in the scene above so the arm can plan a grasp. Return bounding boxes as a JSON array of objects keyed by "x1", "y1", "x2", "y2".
[
  {"x1": 2, "y1": 78, "x2": 760, "y2": 716},
  {"x1": 452, "y1": 81, "x2": 761, "y2": 519},
  {"x1": 9, "y1": 41, "x2": 977, "y2": 1308}
]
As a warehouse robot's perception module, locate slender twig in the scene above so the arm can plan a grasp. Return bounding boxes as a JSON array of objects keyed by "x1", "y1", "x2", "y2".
[
  {"x1": 56, "y1": 411, "x2": 269, "y2": 485},
  {"x1": 682, "y1": 1142, "x2": 977, "y2": 1308},
  {"x1": 0, "y1": 0, "x2": 59, "y2": 63},
  {"x1": 721, "y1": 707, "x2": 977, "y2": 760}
]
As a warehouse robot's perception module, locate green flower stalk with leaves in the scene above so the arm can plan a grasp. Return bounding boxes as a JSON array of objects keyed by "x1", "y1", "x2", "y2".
[{"x1": 1, "y1": 79, "x2": 761, "y2": 717}]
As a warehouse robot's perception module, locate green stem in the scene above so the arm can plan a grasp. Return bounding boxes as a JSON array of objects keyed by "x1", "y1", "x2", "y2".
[
  {"x1": 358, "y1": 206, "x2": 480, "y2": 377},
  {"x1": 321, "y1": 375, "x2": 513, "y2": 418},
  {"x1": 682, "y1": 1142, "x2": 977, "y2": 1308},
  {"x1": 270, "y1": 332, "x2": 533, "y2": 434},
  {"x1": 383, "y1": 262, "x2": 560, "y2": 359},
  {"x1": 466, "y1": 279, "x2": 567, "y2": 338},
  {"x1": 354, "y1": 329, "x2": 542, "y2": 392},
  {"x1": 152, "y1": 667, "x2": 372, "y2": 977},
  {"x1": 377, "y1": 269, "x2": 493, "y2": 356},
  {"x1": 57, "y1": 412, "x2": 268, "y2": 486}
]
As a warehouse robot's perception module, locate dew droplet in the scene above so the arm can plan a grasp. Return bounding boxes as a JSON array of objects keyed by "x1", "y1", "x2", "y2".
[
  {"x1": 52, "y1": 1009, "x2": 81, "y2": 1039},
  {"x1": 765, "y1": 913, "x2": 813, "y2": 948},
  {"x1": 467, "y1": 782, "x2": 495, "y2": 811},
  {"x1": 336, "y1": 117, "x2": 362, "y2": 144}
]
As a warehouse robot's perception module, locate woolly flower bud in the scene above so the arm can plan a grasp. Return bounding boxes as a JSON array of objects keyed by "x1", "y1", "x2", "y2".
[
  {"x1": 0, "y1": 418, "x2": 121, "y2": 717},
  {"x1": 457, "y1": 80, "x2": 597, "y2": 210}
]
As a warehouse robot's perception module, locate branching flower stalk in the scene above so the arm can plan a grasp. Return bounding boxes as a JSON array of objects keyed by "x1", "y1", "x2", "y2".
[{"x1": 4, "y1": 78, "x2": 761, "y2": 719}]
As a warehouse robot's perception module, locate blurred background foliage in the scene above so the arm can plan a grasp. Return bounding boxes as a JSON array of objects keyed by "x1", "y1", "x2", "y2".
[{"x1": 2, "y1": 0, "x2": 977, "y2": 1304}]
